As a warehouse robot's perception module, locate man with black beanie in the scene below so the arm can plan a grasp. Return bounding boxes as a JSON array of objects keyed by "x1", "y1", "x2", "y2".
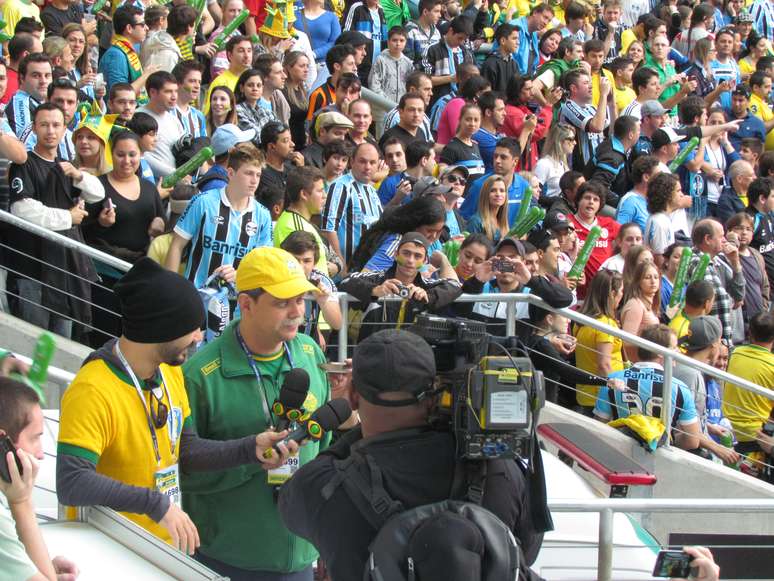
[
  {"x1": 56, "y1": 258, "x2": 298, "y2": 555},
  {"x1": 279, "y1": 329, "x2": 547, "y2": 580}
]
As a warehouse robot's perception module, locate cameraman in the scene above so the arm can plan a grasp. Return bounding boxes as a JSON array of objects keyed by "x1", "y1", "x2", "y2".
[
  {"x1": 279, "y1": 330, "x2": 547, "y2": 581},
  {"x1": 339, "y1": 232, "x2": 462, "y2": 342}
]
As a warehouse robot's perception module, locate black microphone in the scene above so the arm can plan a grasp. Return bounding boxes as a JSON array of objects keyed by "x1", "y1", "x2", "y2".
[
  {"x1": 272, "y1": 368, "x2": 310, "y2": 431},
  {"x1": 265, "y1": 398, "x2": 352, "y2": 459}
]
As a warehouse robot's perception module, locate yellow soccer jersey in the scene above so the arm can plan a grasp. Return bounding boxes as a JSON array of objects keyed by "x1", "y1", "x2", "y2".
[{"x1": 58, "y1": 358, "x2": 191, "y2": 543}]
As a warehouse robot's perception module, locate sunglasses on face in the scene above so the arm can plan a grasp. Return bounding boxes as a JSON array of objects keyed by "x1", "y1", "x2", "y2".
[{"x1": 444, "y1": 175, "x2": 467, "y2": 186}]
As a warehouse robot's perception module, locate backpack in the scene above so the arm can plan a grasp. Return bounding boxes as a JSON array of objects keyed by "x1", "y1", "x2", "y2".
[
  {"x1": 320, "y1": 451, "x2": 528, "y2": 581},
  {"x1": 197, "y1": 274, "x2": 236, "y2": 345}
]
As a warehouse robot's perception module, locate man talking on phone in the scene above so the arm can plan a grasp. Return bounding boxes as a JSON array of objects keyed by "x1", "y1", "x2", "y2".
[{"x1": 1, "y1": 374, "x2": 80, "y2": 580}]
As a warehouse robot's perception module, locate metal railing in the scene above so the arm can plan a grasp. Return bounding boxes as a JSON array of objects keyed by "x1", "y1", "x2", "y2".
[
  {"x1": 548, "y1": 497, "x2": 774, "y2": 581},
  {"x1": 2, "y1": 208, "x2": 769, "y2": 450}
]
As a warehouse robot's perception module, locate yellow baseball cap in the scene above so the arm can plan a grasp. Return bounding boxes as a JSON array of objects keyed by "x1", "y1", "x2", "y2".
[{"x1": 236, "y1": 247, "x2": 319, "y2": 298}]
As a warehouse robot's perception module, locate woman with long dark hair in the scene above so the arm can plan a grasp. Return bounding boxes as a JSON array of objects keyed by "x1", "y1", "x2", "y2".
[
  {"x1": 235, "y1": 68, "x2": 277, "y2": 140},
  {"x1": 739, "y1": 31, "x2": 768, "y2": 80},
  {"x1": 572, "y1": 270, "x2": 625, "y2": 413},
  {"x1": 283, "y1": 51, "x2": 311, "y2": 150},
  {"x1": 538, "y1": 28, "x2": 563, "y2": 66},
  {"x1": 672, "y1": 3, "x2": 715, "y2": 56},
  {"x1": 206, "y1": 85, "x2": 237, "y2": 135},
  {"x1": 349, "y1": 196, "x2": 446, "y2": 273},
  {"x1": 435, "y1": 75, "x2": 491, "y2": 146}
]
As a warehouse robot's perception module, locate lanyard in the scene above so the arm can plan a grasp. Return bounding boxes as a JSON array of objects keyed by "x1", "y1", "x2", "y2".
[
  {"x1": 234, "y1": 326, "x2": 295, "y2": 429},
  {"x1": 114, "y1": 342, "x2": 176, "y2": 466}
]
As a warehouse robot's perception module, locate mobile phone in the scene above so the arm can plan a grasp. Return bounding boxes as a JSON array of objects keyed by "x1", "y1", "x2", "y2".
[
  {"x1": 104, "y1": 197, "x2": 115, "y2": 211},
  {"x1": 762, "y1": 420, "x2": 774, "y2": 437},
  {"x1": 0, "y1": 435, "x2": 23, "y2": 484},
  {"x1": 652, "y1": 550, "x2": 694, "y2": 578},
  {"x1": 491, "y1": 257, "x2": 515, "y2": 273},
  {"x1": 319, "y1": 362, "x2": 350, "y2": 374}
]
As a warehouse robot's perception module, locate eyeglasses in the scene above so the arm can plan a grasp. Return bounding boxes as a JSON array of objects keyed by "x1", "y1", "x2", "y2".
[
  {"x1": 444, "y1": 174, "x2": 467, "y2": 186},
  {"x1": 564, "y1": 137, "x2": 577, "y2": 143},
  {"x1": 132, "y1": 21, "x2": 148, "y2": 28}
]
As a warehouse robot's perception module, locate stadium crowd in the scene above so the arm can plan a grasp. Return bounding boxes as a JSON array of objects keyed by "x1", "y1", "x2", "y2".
[{"x1": 0, "y1": 0, "x2": 773, "y2": 578}]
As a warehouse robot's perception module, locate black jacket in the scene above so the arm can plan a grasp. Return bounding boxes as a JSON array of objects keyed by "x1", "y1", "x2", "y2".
[
  {"x1": 714, "y1": 185, "x2": 746, "y2": 225},
  {"x1": 340, "y1": 264, "x2": 462, "y2": 341},
  {"x1": 583, "y1": 135, "x2": 627, "y2": 206},
  {"x1": 480, "y1": 52, "x2": 520, "y2": 94},
  {"x1": 278, "y1": 426, "x2": 546, "y2": 581}
]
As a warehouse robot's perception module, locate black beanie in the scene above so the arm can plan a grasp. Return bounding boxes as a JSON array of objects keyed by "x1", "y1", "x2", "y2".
[{"x1": 113, "y1": 257, "x2": 204, "y2": 344}]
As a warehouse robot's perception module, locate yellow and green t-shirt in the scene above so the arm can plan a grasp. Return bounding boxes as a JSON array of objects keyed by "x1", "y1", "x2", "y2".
[
  {"x1": 749, "y1": 93, "x2": 774, "y2": 151},
  {"x1": 573, "y1": 315, "x2": 625, "y2": 407},
  {"x1": 58, "y1": 358, "x2": 191, "y2": 543},
  {"x1": 669, "y1": 310, "x2": 691, "y2": 342},
  {"x1": 274, "y1": 210, "x2": 327, "y2": 272},
  {"x1": 722, "y1": 344, "x2": 774, "y2": 442}
]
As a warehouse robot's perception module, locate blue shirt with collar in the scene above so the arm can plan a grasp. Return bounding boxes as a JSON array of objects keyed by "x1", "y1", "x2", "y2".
[
  {"x1": 459, "y1": 171, "x2": 531, "y2": 224},
  {"x1": 724, "y1": 110, "x2": 766, "y2": 152}
]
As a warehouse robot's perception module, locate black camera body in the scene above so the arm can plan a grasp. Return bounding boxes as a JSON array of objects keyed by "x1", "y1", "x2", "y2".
[
  {"x1": 411, "y1": 314, "x2": 544, "y2": 461},
  {"x1": 490, "y1": 257, "x2": 515, "y2": 273}
]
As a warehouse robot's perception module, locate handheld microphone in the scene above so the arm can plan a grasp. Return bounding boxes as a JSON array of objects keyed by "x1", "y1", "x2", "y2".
[
  {"x1": 272, "y1": 368, "x2": 310, "y2": 431},
  {"x1": 264, "y1": 398, "x2": 352, "y2": 459}
]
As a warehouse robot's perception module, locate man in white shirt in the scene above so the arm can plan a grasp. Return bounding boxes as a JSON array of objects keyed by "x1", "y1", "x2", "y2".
[{"x1": 138, "y1": 70, "x2": 185, "y2": 179}]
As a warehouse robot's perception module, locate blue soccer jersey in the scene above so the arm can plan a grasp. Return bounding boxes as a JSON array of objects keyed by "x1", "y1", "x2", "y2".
[
  {"x1": 7, "y1": 91, "x2": 41, "y2": 139},
  {"x1": 594, "y1": 362, "x2": 698, "y2": 426},
  {"x1": 174, "y1": 188, "x2": 272, "y2": 288},
  {"x1": 321, "y1": 173, "x2": 382, "y2": 266}
]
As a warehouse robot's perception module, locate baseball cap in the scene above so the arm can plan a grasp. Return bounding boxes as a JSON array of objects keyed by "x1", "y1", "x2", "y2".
[
  {"x1": 211, "y1": 123, "x2": 256, "y2": 156},
  {"x1": 652, "y1": 127, "x2": 687, "y2": 150},
  {"x1": 317, "y1": 111, "x2": 354, "y2": 130},
  {"x1": 641, "y1": 100, "x2": 667, "y2": 117},
  {"x1": 733, "y1": 85, "x2": 751, "y2": 98},
  {"x1": 352, "y1": 329, "x2": 436, "y2": 407},
  {"x1": 439, "y1": 164, "x2": 470, "y2": 180},
  {"x1": 397, "y1": 231, "x2": 430, "y2": 253},
  {"x1": 736, "y1": 11, "x2": 753, "y2": 23},
  {"x1": 494, "y1": 236, "x2": 525, "y2": 257},
  {"x1": 413, "y1": 176, "x2": 455, "y2": 198},
  {"x1": 236, "y1": 247, "x2": 319, "y2": 298},
  {"x1": 679, "y1": 316, "x2": 722, "y2": 352},
  {"x1": 544, "y1": 211, "x2": 573, "y2": 232}
]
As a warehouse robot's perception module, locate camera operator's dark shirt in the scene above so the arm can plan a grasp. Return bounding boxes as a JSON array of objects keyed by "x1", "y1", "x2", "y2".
[{"x1": 278, "y1": 426, "x2": 545, "y2": 581}]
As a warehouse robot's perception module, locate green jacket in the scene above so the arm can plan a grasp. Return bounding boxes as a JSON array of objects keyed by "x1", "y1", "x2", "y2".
[{"x1": 181, "y1": 321, "x2": 331, "y2": 572}]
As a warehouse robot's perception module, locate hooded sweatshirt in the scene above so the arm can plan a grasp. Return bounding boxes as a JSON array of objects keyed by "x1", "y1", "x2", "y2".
[{"x1": 368, "y1": 49, "x2": 415, "y2": 103}]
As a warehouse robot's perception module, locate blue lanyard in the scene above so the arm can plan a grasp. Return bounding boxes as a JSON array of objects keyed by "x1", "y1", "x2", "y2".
[
  {"x1": 235, "y1": 326, "x2": 295, "y2": 428},
  {"x1": 448, "y1": 46, "x2": 459, "y2": 93}
]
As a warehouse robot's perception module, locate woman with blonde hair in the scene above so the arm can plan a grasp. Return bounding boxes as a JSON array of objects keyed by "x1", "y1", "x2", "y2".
[
  {"x1": 573, "y1": 270, "x2": 625, "y2": 413},
  {"x1": 73, "y1": 124, "x2": 111, "y2": 176},
  {"x1": 534, "y1": 122, "x2": 575, "y2": 200},
  {"x1": 620, "y1": 260, "x2": 661, "y2": 361},
  {"x1": 466, "y1": 175, "x2": 509, "y2": 243},
  {"x1": 43, "y1": 36, "x2": 74, "y2": 72}
]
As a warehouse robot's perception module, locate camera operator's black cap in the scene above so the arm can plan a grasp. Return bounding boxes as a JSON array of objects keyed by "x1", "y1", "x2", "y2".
[{"x1": 353, "y1": 330, "x2": 436, "y2": 407}]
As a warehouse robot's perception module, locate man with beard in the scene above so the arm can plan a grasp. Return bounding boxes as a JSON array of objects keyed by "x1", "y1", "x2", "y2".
[
  {"x1": 57, "y1": 258, "x2": 298, "y2": 554},
  {"x1": 181, "y1": 247, "x2": 332, "y2": 579}
]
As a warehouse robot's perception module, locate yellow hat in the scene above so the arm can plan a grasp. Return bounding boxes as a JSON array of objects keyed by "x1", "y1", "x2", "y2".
[
  {"x1": 73, "y1": 100, "x2": 119, "y2": 162},
  {"x1": 236, "y1": 247, "x2": 319, "y2": 298}
]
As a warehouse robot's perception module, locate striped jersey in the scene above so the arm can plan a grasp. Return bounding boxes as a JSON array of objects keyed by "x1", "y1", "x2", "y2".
[
  {"x1": 560, "y1": 99, "x2": 608, "y2": 169},
  {"x1": 174, "y1": 105, "x2": 207, "y2": 139},
  {"x1": 594, "y1": 362, "x2": 698, "y2": 426},
  {"x1": 23, "y1": 128, "x2": 75, "y2": 161},
  {"x1": 174, "y1": 188, "x2": 273, "y2": 288},
  {"x1": 7, "y1": 90, "x2": 40, "y2": 138},
  {"x1": 321, "y1": 172, "x2": 383, "y2": 266},
  {"x1": 751, "y1": 0, "x2": 774, "y2": 42}
]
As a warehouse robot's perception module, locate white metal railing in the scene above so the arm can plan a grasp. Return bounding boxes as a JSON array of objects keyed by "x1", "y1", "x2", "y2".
[
  {"x1": 548, "y1": 498, "x2": 774, "y2": 581},
  {"x1": 1, "y1": 208, "x2": 769, "y2": 448}
]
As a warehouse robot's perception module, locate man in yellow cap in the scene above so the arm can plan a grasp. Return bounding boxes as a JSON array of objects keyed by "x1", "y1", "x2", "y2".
[{"x1": 181, "y1": 246, "x2": 332, "y2": 580}]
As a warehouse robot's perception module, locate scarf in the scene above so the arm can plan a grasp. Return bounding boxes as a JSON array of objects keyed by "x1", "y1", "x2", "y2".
[
  {"x1": 175, "y1": 36, "x2": 194, "y2": 61},
  {"x1": 112, "y1": 34, "x2": 148, "y2": 104}
]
